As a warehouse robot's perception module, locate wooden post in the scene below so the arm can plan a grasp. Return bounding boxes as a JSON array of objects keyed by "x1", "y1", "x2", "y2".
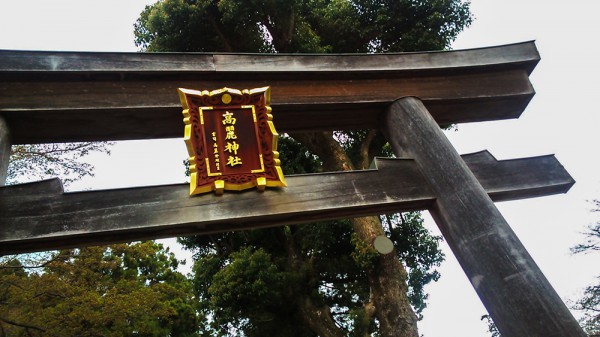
[
  {"x1": 0, "y1": 115, "x2": 10, "y2": 186},
  {"x1": 381, "y1": 97, "x2": 585, "y2": 337}
]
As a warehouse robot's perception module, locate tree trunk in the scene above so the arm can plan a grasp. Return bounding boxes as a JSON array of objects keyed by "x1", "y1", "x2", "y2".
[
  {"x1": 297, "y1": 297, "x2": 346, "y2": 337},
  {"x1": 291, "y1": 131, "x2": 419, "y2": 337},
  {"x1": 352, "y1": 216, "x2": 419, "y2": 337}
]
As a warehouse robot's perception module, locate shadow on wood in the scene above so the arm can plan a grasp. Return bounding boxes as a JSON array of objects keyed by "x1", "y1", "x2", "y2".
[
  {"x1": 0, "y1": 42, "x2": 539, "y2": 143},
  {"x1": 0, "y1": 151, "x2": 573, "y2": 255}
]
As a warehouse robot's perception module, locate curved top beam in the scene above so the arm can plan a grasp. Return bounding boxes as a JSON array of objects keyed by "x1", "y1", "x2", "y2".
[
  {"x1": 0, "y1": 41, "x2": 539, "y2": 144},
  {"x1": 0, "y1": 41, "x2": 538, "y2": 75}
]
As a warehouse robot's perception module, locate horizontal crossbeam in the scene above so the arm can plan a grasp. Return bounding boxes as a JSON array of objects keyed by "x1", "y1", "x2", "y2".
[
  {"x1": 0, "y1": 42, "x2": 539, "y2": 144},
  {"x1": 0, "y1": 151, "x2": 573, "y2": 255}
]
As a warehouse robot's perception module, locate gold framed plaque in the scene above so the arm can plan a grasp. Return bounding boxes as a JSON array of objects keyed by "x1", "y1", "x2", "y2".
[{"x1": 178, "y1": 86, "x2": 286, "y2": 195}]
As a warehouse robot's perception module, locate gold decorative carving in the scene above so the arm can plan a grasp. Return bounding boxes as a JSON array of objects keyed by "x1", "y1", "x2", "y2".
[{"x1": 178, "y1": 87, "x2": 286, "y2": 195}]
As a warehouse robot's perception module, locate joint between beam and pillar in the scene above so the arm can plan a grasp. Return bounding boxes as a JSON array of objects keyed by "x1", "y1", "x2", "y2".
[
  {"x1": 0, "y1": 114, "x2": 11, "y2": 186},
  {"x1": 380, "y1": 96, "x2": 585, "y2": 337}
]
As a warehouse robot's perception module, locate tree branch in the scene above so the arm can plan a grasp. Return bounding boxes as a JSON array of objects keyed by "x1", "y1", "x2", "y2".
[
  {"x1": 356, "y1": 129, "x2": 377, "y2": 169},
  {"x1": 33, "y1": 291, "x2": 67, "y2": 299},
  {"x1": 0, "y1": 316, "x2": 45, "y2": 332},
  {"x1": 285, "y1": 6, "x2": 296, "y2": 50},
  {"x1": 207, "y1": 14, "x2": 233, "y2": 52},
  {"x1": 297, "y1": 296, "x2": 345, "y2": 337},
  {"x1": 289, "y1": 131, "x2": 353, "y2": 172},
  {"x1": 0, "y1": 252, "x2": 64, "y2": 270},
  {"x1": 280, "y1": 224, "x2": 345, "y2": 337}
]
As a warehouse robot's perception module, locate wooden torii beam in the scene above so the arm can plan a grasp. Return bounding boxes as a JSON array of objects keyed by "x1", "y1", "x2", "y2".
[
  {"x1": 0, "y1": 152, "x2": 574, "y2": 255},
  {"x1": 0, "y1": 41, "x2": 537, "y2": 143},
  {"x1": 0, "y1": 42, "x2": 586, "y2": 337}
]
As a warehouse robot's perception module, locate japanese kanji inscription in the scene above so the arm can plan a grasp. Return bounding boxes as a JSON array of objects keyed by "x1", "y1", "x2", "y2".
[{"x1": 178, "y1": 87, "x2": 286, "y2": 195}]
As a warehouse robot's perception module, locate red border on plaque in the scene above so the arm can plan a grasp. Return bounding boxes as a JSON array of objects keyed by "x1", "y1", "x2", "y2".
[{"x1": 178, "y1": 87, "x2": 286, "y2": 195}]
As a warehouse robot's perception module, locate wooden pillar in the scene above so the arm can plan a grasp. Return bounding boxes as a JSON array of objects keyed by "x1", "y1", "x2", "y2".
[
  {"x1": 0, "y1": 115, "x2": 10, "y2": 186},
  {"x1": 381, "y1": 97, "x2": 585, "y2": 337}
]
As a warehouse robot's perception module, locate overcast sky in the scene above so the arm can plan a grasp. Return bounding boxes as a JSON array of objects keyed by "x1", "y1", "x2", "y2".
[{"x1": 1, "y1": 1, "x2": 599, "y2": 336}]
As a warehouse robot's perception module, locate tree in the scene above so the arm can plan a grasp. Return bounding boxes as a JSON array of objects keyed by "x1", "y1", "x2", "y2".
[
  {"x1": 134, "y1": 0, "x2": 471, "y2": 54},
  {"x1": 4, "y1": 141, "x2": 195, "y2": 336},
  {"x1": 572, "y1": 199, "x2": 600, "y2": 336},
  {"x1": 135, "y1": 1, "x2": 472, "y2": 336},
  {"x1": 0, "y1": 242, "x2": 199, "y2": 337},
  {"x1": 7, "y1": 142, "x2": 112, "y2": 186}
]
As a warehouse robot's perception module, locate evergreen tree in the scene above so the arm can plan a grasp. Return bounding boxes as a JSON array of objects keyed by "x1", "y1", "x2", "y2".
[
  {"x1": 135, "y1": 1, "x2": 472, "y2": 336},
  {"x1": 0, "y1": 242, "x2": 198, "y2": 337}
]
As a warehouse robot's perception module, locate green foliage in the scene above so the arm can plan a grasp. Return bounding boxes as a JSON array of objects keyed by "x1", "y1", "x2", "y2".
[
  {"x1": 278, "y1": 135, "x2": 322, "y2": 174},
  {"x1": 186, "y1": 230, "x2": 319, "y2": 337},
  {"x1": 0, "y1": 242, "x2": 198, "y2": 337},
  {"x1": 209, "y1": 248, "x2": 285, "y2": 319},
  {"x1": 381, "y1": 212, "x2": 444, "y2": 316},
  {"x1": 182, "y1": 221, "x2": 365, "y2": 336},
  {"x1": 181, "y1": 214, "x2": 442, "y2": 335},
  {"x1": 137, "y1": 0, "x2": 472, "y2": 335},
  {"x1": 135, "y1": 0, "x2": 472, "y2": 53},
  {"x1": 350, "y1": 232, "x2": 380, "y2": 270}
]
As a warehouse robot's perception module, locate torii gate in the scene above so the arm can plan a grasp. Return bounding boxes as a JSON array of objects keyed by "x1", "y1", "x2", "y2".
[{"x1": 0, "y1": 41, "x2": 587, "y2": 337}]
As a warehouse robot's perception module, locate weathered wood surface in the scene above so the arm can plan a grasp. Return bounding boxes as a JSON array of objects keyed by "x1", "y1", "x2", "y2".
[
  {"x1": 0, "y1": 151, "x2": 573, "y2": 255},
  {"x1": 0, "y1": 116, "x2": 10, "y2": 185},
  {"x1": 0, "y1": 42, "x2": 539, "y2": 144},
  {"x1": 0, "y1": 42, "x2": 539, "y2": 74},
  {"x1": 382, "y1": 97, "x2": 584, "y2": 337}
]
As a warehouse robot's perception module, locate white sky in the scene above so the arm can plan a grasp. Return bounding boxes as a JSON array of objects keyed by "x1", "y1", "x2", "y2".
[{"x1": 1, "y1": 1, "x2": 599, "y2": 336}]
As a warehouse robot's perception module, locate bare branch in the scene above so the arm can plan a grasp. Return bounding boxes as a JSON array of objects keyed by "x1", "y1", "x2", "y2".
[
  {"x1": 7, "y1": 142, "x2": 112, "y2": 186},
  {"x1": 357, "y1": 129, "x2": 378, "y2": 170},
  {"x1": 0, "y1": 252, "x2": 65, "y2": 270}
]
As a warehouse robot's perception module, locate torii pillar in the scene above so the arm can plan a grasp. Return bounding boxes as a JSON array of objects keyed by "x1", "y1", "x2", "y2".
[
  {"x1": 0, "y1": 43, "x2": 587, "y2": 337},
  {"x1": 0, "y1": 115, "x2": 10, "y2": 186},
  {"x1": 382, "y1": 97, "x2": 585, "y2": 337}
]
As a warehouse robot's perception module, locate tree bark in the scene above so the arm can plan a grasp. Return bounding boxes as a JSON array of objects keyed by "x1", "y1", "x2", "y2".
[
  {"x1": 289, "y1": 131, "x2": 353, "y2": 172},
  {"x1": 0, "y1": 115, "x2": 10, "y2": 186},
  {"x1": 297, "y1": 297, "x2": 346, "y2": 337},
  {"x1": 291, "y1": 131, "x2": 419, "y2": 337},
  {"x1": 352, "y1": 216, "x2": 419, "y2": 337},
  {"x1": 382, "y1": 96, "x2": 586, "y2": 337}
]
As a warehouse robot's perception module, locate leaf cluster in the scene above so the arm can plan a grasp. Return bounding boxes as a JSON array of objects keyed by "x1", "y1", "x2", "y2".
[
  {"x1": 135, "y1": 1, "x2": 471, "y2": 335},
  {"x1": 381, "y1": 212, "x2": 444, "y2": 317},
  {"x1": 0, "y1": 242, "x2": 198, "y2": 337},
  {"x1": 178, "y1": 137, "x2": 443, "y2": 336},
  {"x1": 182, "y1": 221, "x2": 367, "y2": 336},
  {"x1": 135, "y1": 0, "x2": 472, "y2": 53}
]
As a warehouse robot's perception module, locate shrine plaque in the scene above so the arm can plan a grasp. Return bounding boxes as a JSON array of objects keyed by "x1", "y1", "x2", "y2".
[{"x1": 178, "y1": 87, "x2": 286, "y2": 195}]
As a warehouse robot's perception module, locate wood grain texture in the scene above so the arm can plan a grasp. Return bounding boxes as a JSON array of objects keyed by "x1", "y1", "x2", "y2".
[
  {"x1": 0, "y1": 41, "x2": 538, "y2": 74},
  {"x1": 0, "y1": 151, "x2": 573, "y2": 255},
  {"x1": 0, "y1": 42, "x2": 539, "y2": 144},
  {"x1": 382, "y1": 97, "x2": 584, "y2": 337},
  {"x1": 0, "y1": 116, "x2": 10, "y2": 185}
]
